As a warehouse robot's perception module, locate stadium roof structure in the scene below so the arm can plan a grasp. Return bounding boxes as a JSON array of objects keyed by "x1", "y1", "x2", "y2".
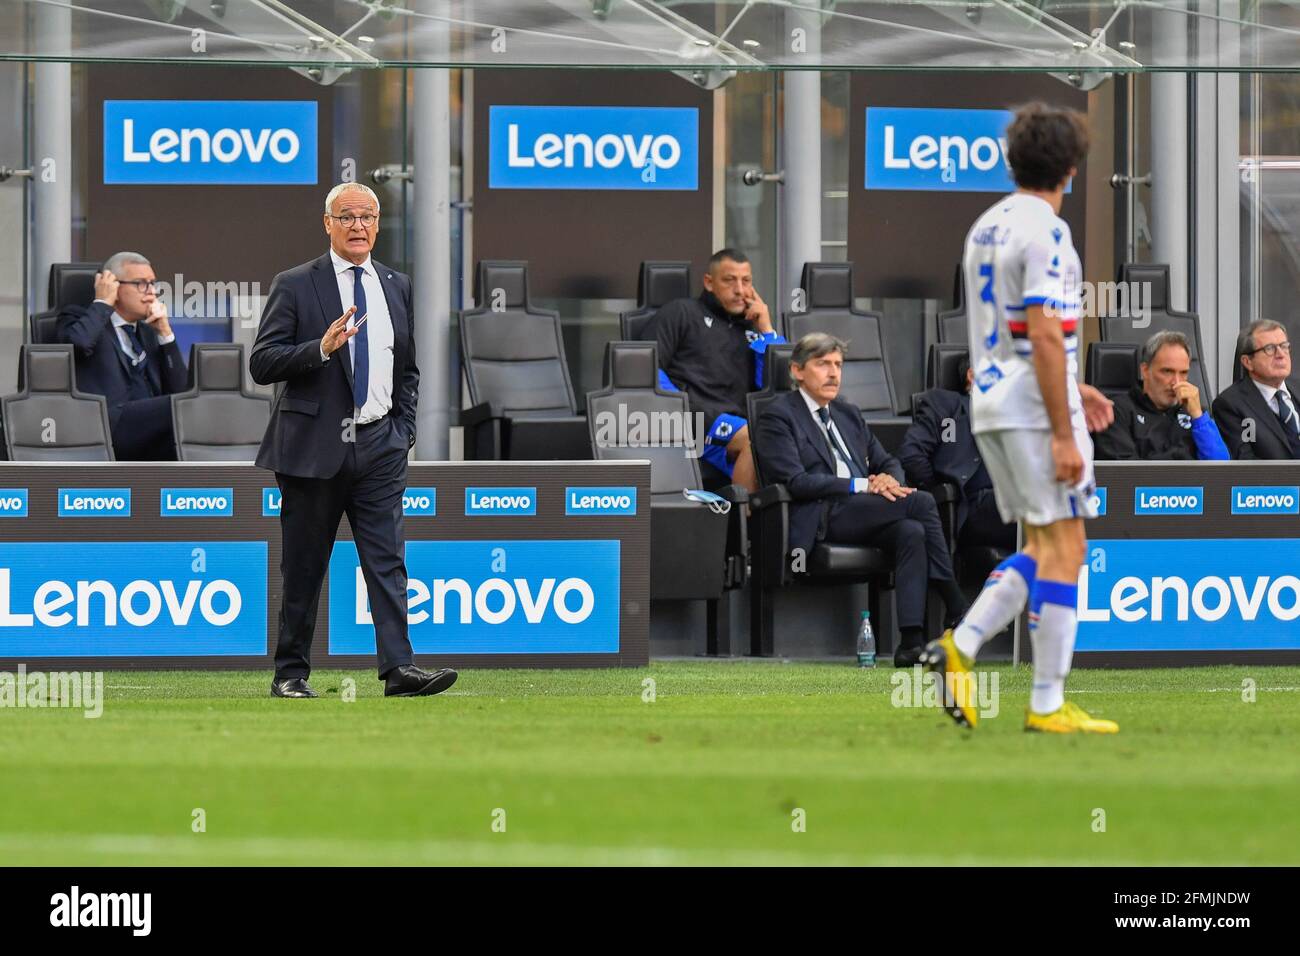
[{"x1": 2, "y1": 0, "x2": 1300, "y2": 74}]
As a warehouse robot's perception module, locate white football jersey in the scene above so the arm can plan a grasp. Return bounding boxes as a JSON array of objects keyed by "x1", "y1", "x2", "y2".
[{"x1": 963, "y1": 192, "x2": 1083, "y2": 434}]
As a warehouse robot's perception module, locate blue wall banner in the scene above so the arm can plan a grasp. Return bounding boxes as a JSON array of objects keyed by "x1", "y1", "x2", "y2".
[
  {"x1": 57, "y1": 488, "x2": 131, "y2": 518},
  {"x1": 489, "y1": 105, "x2": 698, "y2": 190},
  {"x1": 565, "y1": 486, "x2": 637, "y2": 516},
  {"x1": 329, "y1": 540, "x2": 620, "y2": 655},
  {"x1": 0, "y1": 489, "x2": 28, "y2": 518},
  {"x1": 464, "y1": 487, "x2": 537, "y2": 516},
  {"x1": 866, "y1": 107, "x2": 1036, "y2": 193},
  {"x1": 160, "y1": 488, "x2": 234, "y2": 517},
  {"x1": 103, "y1": 100, "x2": 318, "y2": 185},
  {"x1": 0, "y1": 541, "x2": 268, "y2": 656}
]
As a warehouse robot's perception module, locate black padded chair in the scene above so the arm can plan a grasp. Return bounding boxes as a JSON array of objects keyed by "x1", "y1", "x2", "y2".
[
  {"x1": 925, "y1": 343, "x2": 969, "y2": 392},
  {"x1": 1085, "y1": 342, "x2": 1140, "y2": 402},
  {"x1": 171, "y1": 344, "x2": 271, "y2": 461},
  {"x1": 29, "y1": 261, "x2": 100, "y2": 344},
  {"x1": 1100, "y1": 263, "x2": 1210, "y2": 397},
  {"x1": 619, "y1": 260, "x2": 691, "y2": 341},
  {"x1": 587, "y1": 340, "x2": 748, "y2": 655},
  {"x1": 459, "y1": 260, "x2": 590, "y2": 461},
  {"x1": 936, "y1": 261, "x2": 969, "y2": 344},
  {"x1": 783, "y1": 261, "x2": 911, "y2": 452},
  {"x1": 2, "y1": 345, "x2": 114, "y2": 461},
  {"x1": 745, "y1": 343, "x2": 896, "y2": 657}
]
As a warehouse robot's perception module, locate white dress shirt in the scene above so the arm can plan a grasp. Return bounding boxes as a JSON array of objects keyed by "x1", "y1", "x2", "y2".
[
  {"x1": 1252, "y1": 378, "x2": 1300, "y2": 434},
  {"x1": 328, "y1": 247, "x2": 395, "y2": 425},
  {"x1": 92, "y1": 301, "x2": 175, "y2": 362},
  {"x1": 798, "y1": 386, "x2": 868, "y2": 485}
]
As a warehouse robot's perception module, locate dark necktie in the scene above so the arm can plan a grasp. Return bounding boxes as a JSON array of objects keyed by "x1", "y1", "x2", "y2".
[
  {"x1": 123, "y1": 323, "x2": 145, "y2": 363},
  {"x1": 351, "y1": 266, "x2": 369, "y2": 410},
  {"x1": 1277, "y1": 389, "x2": 1299, "y2": 436},
  {"x1": 817, "y1": 406, "x2": 866, "y2": 479}
]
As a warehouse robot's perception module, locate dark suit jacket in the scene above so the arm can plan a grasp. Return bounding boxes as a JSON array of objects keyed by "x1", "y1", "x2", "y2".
[
  {"x1": 898, "y1": 387, "x2": 987, "y2": 534},
  {"x1": 754, "y1": 389, "x2": 904, "y2": 556},
  {"x1": 55, "y1": 301, "x2": 188, "y2": 428},
  {"x1": 1211, "y1": 377, "x2": 1300, "y2": 460},
  {"x1": 250, "y1": 253, "x2": 418, "y2": 479}
]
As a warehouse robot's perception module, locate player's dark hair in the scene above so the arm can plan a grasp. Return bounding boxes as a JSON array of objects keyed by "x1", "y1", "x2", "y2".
[
  {"x1": 708, "y1": 247, "x2": 750, "y2": 271},
  {"x1": 956, "y1": 356, "x2": 972, "y2": 392},
  {"x1": 1005, "y1": 102, "x2": 1089, "y2": 191}
]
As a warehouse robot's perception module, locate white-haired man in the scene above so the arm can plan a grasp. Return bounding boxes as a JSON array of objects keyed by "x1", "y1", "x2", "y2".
[{"x1": 251, "y1": 182, "x2": 456, "y2": 700}]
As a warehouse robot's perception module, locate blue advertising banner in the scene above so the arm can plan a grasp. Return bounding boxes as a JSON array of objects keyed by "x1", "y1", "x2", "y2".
[
  {"x1": 103, "y1": 100, "x2": 317, "y2": 185},
  {"x1": 866, "y1": 107, "x2": 1023, "y2": 193},
  {"x1": 1077, "y1": 538, "x2": 1300, "y2": 650},
  {"x1": 329, "y1": 540, "x2": 620, "y2": 654},
  {"x1": 0, "y1": 541, "x2": 268, "y2": 656},
  {"x1": 489, "y1": 105, "x2": 698, "y2": 190}
]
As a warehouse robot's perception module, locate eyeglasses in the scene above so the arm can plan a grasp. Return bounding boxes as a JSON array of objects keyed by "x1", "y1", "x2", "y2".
[
  {"x1": 1247, "y1": 341, "x2": 1292, "y2": 357},
  {"x1": 119, "y1": 279, "x2": 159, "y2": 293},
  {"x1": 328, "y1": 213, "x2": 378, "y2": 228}
]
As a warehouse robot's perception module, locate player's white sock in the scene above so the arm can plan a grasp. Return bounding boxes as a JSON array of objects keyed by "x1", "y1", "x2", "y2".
[
  {"x1": 1028, "y1": 580, "x2": 1078, "y2": 714},
  {"x1": 953, "y1": 552, "x2": 1037, "y2": 661}
]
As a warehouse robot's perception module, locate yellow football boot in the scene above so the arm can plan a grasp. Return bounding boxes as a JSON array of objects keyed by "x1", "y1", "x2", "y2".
[
  {"x1": 921, "y1": 629, "x2": 978, "y2": 729},
  {"x1": 1025, "y1": 700, "x2": 1119, "y2": 734}
]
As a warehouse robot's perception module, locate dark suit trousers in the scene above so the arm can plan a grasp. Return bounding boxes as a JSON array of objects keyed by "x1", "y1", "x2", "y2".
[
  {"x1": 824, "y1": 490, "x2": 955, "y2": 630},
  {"x1": 274, "y1": 415, "x2": 413, "y2": 680},
  {"x1": 959, "y1": 487, "x2": 1017, "y2": 553},
  {"x1": 110, "y1": 395, "x2": 178, "y2": 461}
]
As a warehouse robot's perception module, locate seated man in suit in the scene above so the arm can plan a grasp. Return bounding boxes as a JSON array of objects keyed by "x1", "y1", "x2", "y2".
[
  {"x1": 755, "y1": 332, "x2": 970, "y2": 666},
  {"x1": 1212, "y1": 319, "x2": 1300, "y2": 459},
  {"x1": 899, "y1": 357, "x2": 1016, "y2": 554},
  {"x1": 55, "y1": 251, "x2": 187, "y2": 460},
  {"x1": 1094, "y1": 330, "x2": 1229, "y2": 461},
  {"x1": 652, "y1": 248, "x2": 785, "y2": 491}
]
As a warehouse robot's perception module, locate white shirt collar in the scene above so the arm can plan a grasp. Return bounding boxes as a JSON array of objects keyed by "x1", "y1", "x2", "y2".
[
  {"x1": 1252, "y1": 377, "x2": 1289, "y2": 408},
  {"x1": 110, "y1": 311, "x2": 131, "y2": 329},
  {"x1": 329, "y1": 247, "x2": 374, "y2": 278},
  {"x1": 798, "y1": 386, "x2": 829, "y2": 420}
]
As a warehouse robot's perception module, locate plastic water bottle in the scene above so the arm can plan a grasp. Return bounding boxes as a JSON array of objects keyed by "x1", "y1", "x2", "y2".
[{"x1": 856, "y1": 611, "x2": 876, "y2": 668}]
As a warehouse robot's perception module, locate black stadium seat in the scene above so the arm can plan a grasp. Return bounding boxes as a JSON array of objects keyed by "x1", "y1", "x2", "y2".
[
  {"x1": 1100, "y1": 262, "x2": 1210, "y2": 397},
  {"x1": 784, "y1": 262, "x2": 898, "y2": 418},
  {"x1": 587, "y1": 340, "x2": 747, "y2": 654},
  {"x1": 458, "y1": 259, "x2": 590, "y2": 461},
  {"x1": 619, "y1": 260, "x2": 691, "y2": 341},
  {"x1": 745, "y1": 343, "x2": 895, "y2": 657},
  {"x1": 3, "y1": 345, "x2": 114, "y2": 461},
  {"x1": 172, "y1": 344, "x2": 271, "y2": 461},
  {"x1": 29, "y1": 261, "x2": 100, "y2": 344},
  {"x1": 1085, "y1": 342, "x2": 1140, "y2": 402},
  {"x1": 937, "y1": 261, "x2": 968, "y2": 345},
  {"x1": 926, "y1": 343, "x2": 969, "y2": 392}
]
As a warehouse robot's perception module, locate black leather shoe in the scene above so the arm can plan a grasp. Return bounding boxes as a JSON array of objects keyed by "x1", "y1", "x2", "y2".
[
  {"x1": 893, "y1": 644, "x2": 927, "y2": 668},
  {"x1": 271, "y1": 677, "x2": 319, "y2": 698},
  {"x1": 384, "y1": 665, "x2": 458, "y2": 698}
]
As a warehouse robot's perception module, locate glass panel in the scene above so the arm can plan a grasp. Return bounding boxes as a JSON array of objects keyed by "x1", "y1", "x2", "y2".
[
  {"x1": 0, "y1": 62, "x2": 24, "y2": 393},
  {"x1": 725, "y1": 71, "x2": 778, "y2": 308},
  {"x1": 6, "y1": 1, "x2": 1300, "y2": 71},
  {"x1": 1241, "y1": 73, "x2": 1300, "y2": 349}
]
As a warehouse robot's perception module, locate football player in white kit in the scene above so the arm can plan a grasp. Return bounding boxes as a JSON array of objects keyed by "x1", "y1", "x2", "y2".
[{"x1": 923, "y1": 103, "x2": 1120, "y2": 734}]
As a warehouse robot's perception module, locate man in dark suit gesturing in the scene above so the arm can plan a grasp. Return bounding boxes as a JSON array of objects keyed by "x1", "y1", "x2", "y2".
[
  {"x1": 755, "y1": 333, "x2": 969, "y2": 665},
  {"x1": 251, "y1": 182, "x2": 456, "y2": 699},
  {"x1": 56, "y1": 252, "x2": 188, "y2": 460},
  {"x1": 1212, "y1": 319, "x2": 1300, "y2": 460}
]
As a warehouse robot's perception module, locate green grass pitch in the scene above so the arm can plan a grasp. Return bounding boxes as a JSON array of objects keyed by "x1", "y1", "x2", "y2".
[{"x1": 1, "y1": 662, "x2": 1297, "y2": 866}]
